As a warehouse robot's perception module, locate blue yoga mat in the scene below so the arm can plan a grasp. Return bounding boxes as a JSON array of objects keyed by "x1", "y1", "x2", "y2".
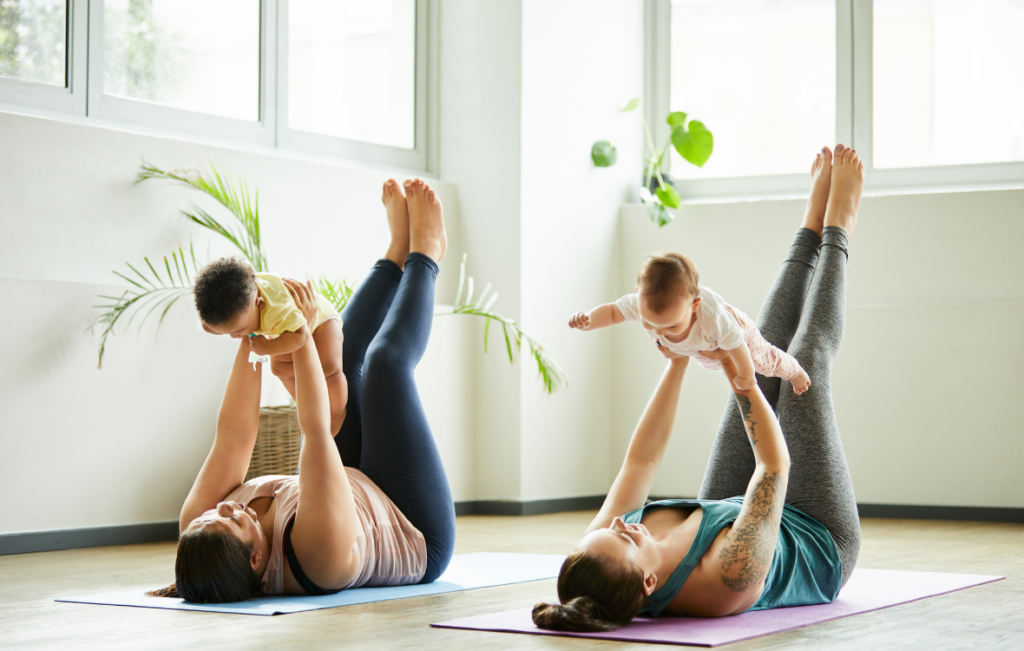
[{"x1": 56, "y1": 552, "x2": 566, "y2": 616}]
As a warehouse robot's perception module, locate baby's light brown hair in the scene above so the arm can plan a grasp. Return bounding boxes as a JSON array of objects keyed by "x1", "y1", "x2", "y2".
[{"x1": 636, "y1": 252, "x2": 699, "y2": 313}]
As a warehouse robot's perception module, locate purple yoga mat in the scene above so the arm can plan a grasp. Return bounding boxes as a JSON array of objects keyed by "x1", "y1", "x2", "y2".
[{"x1": 432, "y1": 569, "x2": 1003, "y2": 647}]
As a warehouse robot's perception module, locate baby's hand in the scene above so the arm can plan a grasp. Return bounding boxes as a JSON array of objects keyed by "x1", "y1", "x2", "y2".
[
  {"x1": 791, "y1": 368, "x2": 811, "y2": 395},
  {"x1": 568, "y1": 311, "x2": 593, "y2": 330},
  {"x1": 249, "y1": 335, "x2": 272, "y2": 356}
]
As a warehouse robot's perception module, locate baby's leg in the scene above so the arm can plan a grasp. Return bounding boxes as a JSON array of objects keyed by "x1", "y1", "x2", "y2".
[
  {"x1": 269, "y1": 352, "x2": 297, "y2": 400},
  {"x1": 312, "y1": 319, "x2": 347, "y2": 436},
  {"x1": 746, "y1": 327, "x2": 811, "y2": 395}
]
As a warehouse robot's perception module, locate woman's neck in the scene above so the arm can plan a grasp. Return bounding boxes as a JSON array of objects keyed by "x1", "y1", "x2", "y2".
[{"x1": 251, "y1": 496, "x2": 277, "y2": 549}]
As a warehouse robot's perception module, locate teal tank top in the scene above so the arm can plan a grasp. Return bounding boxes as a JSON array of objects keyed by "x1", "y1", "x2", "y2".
[{"x1": 622, "y1": 497, "x2": 842, "y2": 616}]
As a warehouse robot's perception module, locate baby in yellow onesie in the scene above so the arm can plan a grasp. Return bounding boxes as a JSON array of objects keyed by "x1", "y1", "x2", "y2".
[{"x1": 194, "y1": 257, "x2": 348, "y2": 435}]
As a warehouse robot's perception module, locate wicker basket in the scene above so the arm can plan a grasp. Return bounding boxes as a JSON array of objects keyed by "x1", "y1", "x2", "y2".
[{"x1": 245, "y1": 406, "x2": 301, "y2": 481}]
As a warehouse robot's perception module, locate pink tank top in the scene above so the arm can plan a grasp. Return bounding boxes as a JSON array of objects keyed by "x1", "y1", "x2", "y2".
[{"x1": 225, "y1": 468, "x2": 427, "y2": 595}]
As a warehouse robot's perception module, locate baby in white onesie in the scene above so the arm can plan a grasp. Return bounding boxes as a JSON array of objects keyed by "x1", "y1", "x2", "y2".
[{"x1": 569, "y1": 252, "x2": 810, "y2": 394}]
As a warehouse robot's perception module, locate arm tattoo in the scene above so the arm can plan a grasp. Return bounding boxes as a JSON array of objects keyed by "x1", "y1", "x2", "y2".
[
  {"x1": 735, "y1": 394, "x2": 758, "y2": 445},
  {"x1": 718, "y1": 470, "x2": 782, "y2": 592}
]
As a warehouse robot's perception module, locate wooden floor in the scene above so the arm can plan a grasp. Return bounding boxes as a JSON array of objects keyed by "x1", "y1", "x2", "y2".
[{"x1": 1, "y1": 514, "x2": 1021, "y2": 650}]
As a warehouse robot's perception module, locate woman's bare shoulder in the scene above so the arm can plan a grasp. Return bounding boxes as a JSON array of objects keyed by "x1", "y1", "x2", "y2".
[{"x1": 665, "y1": 527, "x2": 764, "y2": 617}]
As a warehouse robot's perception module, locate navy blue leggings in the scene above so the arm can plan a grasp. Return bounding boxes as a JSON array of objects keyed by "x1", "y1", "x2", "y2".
[{"x1": 333, "y1": 253, "x2": 456, "y2": 583}]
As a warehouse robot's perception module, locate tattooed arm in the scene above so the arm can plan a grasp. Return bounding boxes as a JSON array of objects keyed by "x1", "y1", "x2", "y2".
[{"x1": 704, "y1": 350, "x2": 791, "y2": 596}]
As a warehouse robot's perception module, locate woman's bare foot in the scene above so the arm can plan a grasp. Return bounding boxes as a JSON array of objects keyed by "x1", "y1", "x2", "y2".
[
  {"x1": 791, "y1": 368, "x2": 811, "y2": 395},
  {"x1": 823, "y1": 144, "x2": 864, "y2": 235},
  {"x1": 802, "y1": 146, "x2": 833, "y2": 235},
  {"x1": 404, "y1": 178, "x2": 447, "y2": 262},
  {"x1": 382, "y1": 179, "x2": 410, "y2": 269}
]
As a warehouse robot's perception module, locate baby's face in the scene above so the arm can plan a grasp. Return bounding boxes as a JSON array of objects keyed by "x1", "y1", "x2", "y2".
[
  {"x1": 202, "y1": 297, "x2": 263, "y2": 339},
  {"x1": 638, "y1": 292, "x2": 701, "y2": 340}
]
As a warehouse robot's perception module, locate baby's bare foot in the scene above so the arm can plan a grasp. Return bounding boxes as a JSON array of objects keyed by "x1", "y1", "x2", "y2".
[
  {"x1": 405, "y1": 178, "x2": 447, "y2": 262},
  {"x1": 802, "y1": 147, "x2": 833, "y2": 235},
  {"x1": 823, "y1": 144, "x2": 864, "y2": 235},
  {"x1": 791, "y1": 368, "x2": 811, "y2": 395},
  {"x1": 382, "y1": 179, "x2": 410, "y2": 268}
]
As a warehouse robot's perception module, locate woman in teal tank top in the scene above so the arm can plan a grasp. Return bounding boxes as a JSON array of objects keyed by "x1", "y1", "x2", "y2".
[{"x1": 534, "y1": 146, "x2": 863, "y2": 632}]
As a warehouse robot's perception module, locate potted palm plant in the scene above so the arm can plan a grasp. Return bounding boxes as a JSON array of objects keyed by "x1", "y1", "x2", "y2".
[
  {"x1": 91, "y1": 163, "x2": 569, "y2": 477},
  {"x1": 92, "y1": 163, "x2": 567, "y2": 395}
]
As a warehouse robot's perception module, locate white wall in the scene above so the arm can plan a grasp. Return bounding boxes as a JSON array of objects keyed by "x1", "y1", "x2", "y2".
[
  {"x1": 438, "y1": 0, "x2": 524, "y2": 501},
  {"x1": 3, "y1": 1, "x2": 1018, "y2": 537},
  {"x1": 440, "y1": 0, "x2": 645, "y2": 502},
  {"x1": 614, "y1": 189, "x2": 1024, "y2": 508},
  {"x1": 0, "y1": 111, "x2": 472, "y2": 534},
  {"x1": 519, "y1": 0, "x2": 643, "y2": 500}
]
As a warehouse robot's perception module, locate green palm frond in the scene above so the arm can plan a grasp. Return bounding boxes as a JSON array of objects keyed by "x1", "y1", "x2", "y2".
[
  {"x1": 90, "y1": 243, "x2": 199, "y2": 369},
  {"x1": 437, "y1": 254, "x2": 569, "y2": 395},
  {"x1": 136, "y1": 162, "x2": 267, "y2": 271},
  {"x1": 309, "y1": 276, "x2": 355, "y2": 314}
]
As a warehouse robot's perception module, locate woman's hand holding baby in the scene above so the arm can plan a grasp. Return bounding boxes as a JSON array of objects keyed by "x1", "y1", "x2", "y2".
[
  {"x1": 283, "y1": 278, "x2": 319, "y2": 325},
  {"x1": 702, "y1": 348, "x2": 755, "y2": 394}
]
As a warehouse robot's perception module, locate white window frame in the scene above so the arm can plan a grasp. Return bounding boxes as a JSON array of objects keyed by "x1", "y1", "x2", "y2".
[
  {"x1": 0, "y1": 0, "x2": 87, "y2": 115},
  {"x1": 0, "y1": 0, "x2": 438, "y2": 173},
  {"x1": 650, "y1": 0, "x2": 1024, "y2": 200},
  {"x1": 86, "y1": 0, "x2": 277, "y2": 146},
  {"x1": 276, "y1": 0, "x2": 437, "y2": 172}
]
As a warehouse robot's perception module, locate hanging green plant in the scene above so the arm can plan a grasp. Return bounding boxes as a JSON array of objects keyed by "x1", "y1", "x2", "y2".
[{"x1": 592, "y1": 99, "x2": 714, "y2": 227}]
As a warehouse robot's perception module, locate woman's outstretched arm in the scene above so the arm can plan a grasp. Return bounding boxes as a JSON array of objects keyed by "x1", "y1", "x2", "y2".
[
  {"x1": 587, "y1": 355, "x2": 690, "y2": 533},
  {"x1": 705, "y1": 350, "x2": 790, "y2": 600},
  {"x1": 179, "y1": 339, "x2": 262, "y2": 532},
  {"x1": 286, "y1": 281, "x2": 362, "y2": 590}
]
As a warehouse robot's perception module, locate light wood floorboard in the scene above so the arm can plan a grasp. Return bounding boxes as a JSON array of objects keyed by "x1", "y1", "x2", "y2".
[{"x1": 1, "y1": 514, "x2": 1021, "y2": 650}]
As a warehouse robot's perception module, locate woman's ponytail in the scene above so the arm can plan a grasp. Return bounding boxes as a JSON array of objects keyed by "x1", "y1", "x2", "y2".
[
  {"x1": 532, "y1": 551, "x2": 647, "y2": 632},
  {"x1": 532, "y1": 596, "x2": 621, "y2": 632},
  {"x1": 146, "y1": 584, "x2": 180, "y2": 598}
]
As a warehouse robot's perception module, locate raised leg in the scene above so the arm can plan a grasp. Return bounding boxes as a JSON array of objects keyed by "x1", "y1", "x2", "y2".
[
  {"x1": 357, "y1": 181, "x2": 455, "y2": 583},
  {"x1": 776, "y1": 145, "x2": 864, "y2": 587},
  {"x1": 332, "y1": 180, "x2": 411, "y2": 465},
  {"x1": 699, "y1": 149, "x2": 831, "y2": 501}
]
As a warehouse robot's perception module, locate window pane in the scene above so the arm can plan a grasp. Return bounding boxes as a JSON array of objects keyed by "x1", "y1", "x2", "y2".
[
  {"x1": 0, "y1": 0, "x2": 66, "y2": 86},
  {"x1": 103, "y1": 0, "x2": 260, "y2": 121},
  {"x1": 289, "y1": 0, "x2": 416, "y2": 149},
  {"x1": 669, "y1": 0, "x2": 835, "y2": 179},
  {"x1": 874, "y1": 0, "x2": 1024, "y2": 168}
]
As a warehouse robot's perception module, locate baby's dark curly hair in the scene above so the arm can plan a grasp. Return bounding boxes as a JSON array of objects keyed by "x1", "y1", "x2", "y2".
[{"x1": 193, "y1": 257, "x2": 257, "y2": 325}]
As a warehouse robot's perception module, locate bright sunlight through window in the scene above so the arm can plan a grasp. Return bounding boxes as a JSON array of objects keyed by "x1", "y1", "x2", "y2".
[
  {"x1": 103, "y1": 0, "x2": 260, "y2": 122},
  {"x1": 288, "y1": 0, "x2": 416, "y2": 149},
  {"x1": 669, "y1": 0, "x2": 835, "y2": 179},
  {"x1": 873, "y1": 0, "x2": 1024, "y2": 169},
  {"x1": 0, "y1": 0, "x2": 66, "y2": 86}
]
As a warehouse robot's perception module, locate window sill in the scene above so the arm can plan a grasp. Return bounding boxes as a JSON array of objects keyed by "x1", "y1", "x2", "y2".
[{"x1": 0, "y1": 102, "x2": 437, "y2": 181}]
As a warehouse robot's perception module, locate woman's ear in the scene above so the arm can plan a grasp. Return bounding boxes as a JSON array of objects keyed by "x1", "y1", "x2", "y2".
[
  {"x1": 250, "y1": 547, "x2": 263, "y2": 572},
  {"x1": 642, "y1": 571, "x2": 658, "y2": 597}
]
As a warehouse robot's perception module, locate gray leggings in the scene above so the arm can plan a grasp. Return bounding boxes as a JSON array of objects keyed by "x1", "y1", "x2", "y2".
[{"x1": 697, "y1": 226, "x2": 860, "y2": 587}]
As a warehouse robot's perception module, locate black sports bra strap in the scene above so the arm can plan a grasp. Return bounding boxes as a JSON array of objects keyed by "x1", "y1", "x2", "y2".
[{"x1": 282, "y1": 515, "x2": 343, "y2": 596}]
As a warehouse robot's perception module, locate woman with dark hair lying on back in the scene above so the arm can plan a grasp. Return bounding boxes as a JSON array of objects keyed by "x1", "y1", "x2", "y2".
[
  {"x1": 151, "y1": 179, "x2": 454, "y2": 602},
  {"x1": 535, "y1": 145, "x2": 865, "y2": 631}
]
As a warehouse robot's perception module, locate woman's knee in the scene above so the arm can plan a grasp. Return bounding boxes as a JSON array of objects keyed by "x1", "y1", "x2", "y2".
[{"x1": 363, "y1": 339, "x2": 406, "y2": 377}]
